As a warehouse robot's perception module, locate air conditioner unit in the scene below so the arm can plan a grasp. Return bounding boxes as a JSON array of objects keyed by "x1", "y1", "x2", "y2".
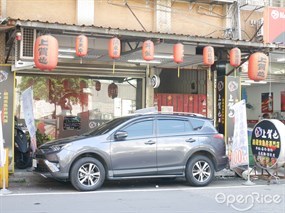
[
  {"x1": 19, "y1": 28, "x2": 37, "y2": 60},
  {"x1": 256, "y1": 18, "x2": 264, "y2": 38}
]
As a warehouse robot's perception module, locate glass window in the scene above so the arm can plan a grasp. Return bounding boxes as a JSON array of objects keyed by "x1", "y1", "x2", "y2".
[
  {"x1": 123, "y1": 120, "x2": 153, "y2": 139},
  {"x1": 271, "y1": 0, "x2": 285, "y2": 7},
  {"x1": 157, "y1": 119, "x2": 192, "y2": 135},
  {"x1": 15, "y1": 75, "x2": 143, "y2": 141},
  {"x1": 190, "y1": 119, "x2": 205, "y2": 131}
]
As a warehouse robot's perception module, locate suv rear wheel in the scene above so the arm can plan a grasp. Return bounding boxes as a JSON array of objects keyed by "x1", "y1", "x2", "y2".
[
  {"x1": 186, "y1": 155, "x2": 214, "y2": 186},
  {"x1": 70, "y1": 157, "x2": 105, "y2": 191}
]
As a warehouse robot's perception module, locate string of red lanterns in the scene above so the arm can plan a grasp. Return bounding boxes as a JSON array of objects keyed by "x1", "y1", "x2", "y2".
[{"x1": 33, "y1": 34, "x2": 269, "y2": 84}]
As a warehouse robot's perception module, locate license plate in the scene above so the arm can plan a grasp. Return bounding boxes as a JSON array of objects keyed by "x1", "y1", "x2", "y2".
[{"x1": 32, "y1": 159, "x2": 38, "y2": 168}]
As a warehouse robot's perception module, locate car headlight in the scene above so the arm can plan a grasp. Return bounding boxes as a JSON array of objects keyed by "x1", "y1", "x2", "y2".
[{"x1": 50, "y1": 143, "x2": 71, "y2": 152}]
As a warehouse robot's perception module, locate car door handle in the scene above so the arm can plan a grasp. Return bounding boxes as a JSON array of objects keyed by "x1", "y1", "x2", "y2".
[
  {"x1": 186, "y1": 138, "x2": 196, "y2": 143},
  {"x1": 145, "y1": 140, "x2": 156, "y2": 145}
]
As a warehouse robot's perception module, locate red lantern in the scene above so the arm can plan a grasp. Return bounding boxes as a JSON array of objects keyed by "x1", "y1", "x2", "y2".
[
  {"x1": 142, "y1": 40, "x2": 154, "y2": 61},
  {"x1": 230, "y1": 47, "x2": 241, "y2": 67},
  {"x1": 248, "y1": 52, "x2": 269, "y2": 81},
  {"x1": 95, "y1": 81, "x2": 101, "y2": 91},
  {"x1": 173, "y1": 43, "x2": 184, "y2": 63},
  {"x1": 34, "y1": 35, "x2": 58, "y2": 71},
  {"x1": 109, "y1": 37, "x2": 121, "y2": 59},
  {"x1": 75, "y1": 34, "x2": 88, "y2": 57},
  {"x1": 108, "y1": 83, "x2": 118, "y2": 99},
  {"x1": 203, "y1": 46, "x2": 214, "y2": 66}
]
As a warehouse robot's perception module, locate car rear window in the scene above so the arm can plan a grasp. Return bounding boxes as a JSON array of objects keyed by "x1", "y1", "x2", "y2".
[
  {"x1": 190, "y1": 119, "x2": 205, "y2": 131},
  {"x1": 190, "y1": 119, "x2": 216, "y2": 133}
]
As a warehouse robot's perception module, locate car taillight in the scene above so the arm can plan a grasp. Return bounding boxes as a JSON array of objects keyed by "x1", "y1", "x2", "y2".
[{"x1": 213, "y1": 133, "x2": 224, "y2": 140}]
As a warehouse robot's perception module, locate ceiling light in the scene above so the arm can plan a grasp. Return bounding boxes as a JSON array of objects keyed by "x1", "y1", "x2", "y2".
[
  {"x1": 244, "y1": 80, "x2": 267, "y2": 84},
  {"x1": 58, "y1": 55, "x2": 75, "y2": 59},
  {"x1": 277, "y1": 58, "x2": 285, "y2": 62},
  {"x1": 154, "y1": 54, "x2": 173, "y2": 59},
  {"x1": 59, "y1": 48, "x2": 76, "y2": 53},
  {"x1": 127, "y1": 59, "x2": 161, "y2": 64},
  {"x1": 241, "y1": 82, "x2": 251, "y2": 86}
]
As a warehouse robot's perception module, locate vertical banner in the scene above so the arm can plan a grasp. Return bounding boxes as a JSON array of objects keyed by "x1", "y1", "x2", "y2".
[
  {"x1": 216, "y1": 76, "x2": 225, "y2": 135},
  {"x1": 21, "y1": 87, "x2": 37, "y2": 153},
  {"x1": 0, "y1": 111, "x2": 6, "y2": 167},
  {"x1": 230, "y1": 100, "x2": 249, "y2": 169},
  {"x1": 216, "y1": 76, "x2": 241, "y2": 160},
  {"x1": 281, "y1": 91, "x2": 285, "y2": 112},
  {"x1": 0, "y1": 65, "x2": 14, "y2": 171}
]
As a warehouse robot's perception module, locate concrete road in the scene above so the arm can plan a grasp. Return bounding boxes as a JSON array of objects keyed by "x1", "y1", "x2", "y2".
[{"x1": 1, "y1": 175, "x2": 285, "y2": 213}]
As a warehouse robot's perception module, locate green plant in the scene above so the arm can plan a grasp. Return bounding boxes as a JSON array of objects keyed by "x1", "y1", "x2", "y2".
[{"x1": 36, "y1": 130, "x2": 51, "y2": 147}]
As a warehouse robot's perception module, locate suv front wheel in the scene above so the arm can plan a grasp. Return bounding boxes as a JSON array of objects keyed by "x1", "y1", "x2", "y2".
[
  {"x1": 186, "y1": 155, "x2": 214, "y2": 187},
  {"x1": 70, "y1": 157, "x2": 105, "y2": 191}
]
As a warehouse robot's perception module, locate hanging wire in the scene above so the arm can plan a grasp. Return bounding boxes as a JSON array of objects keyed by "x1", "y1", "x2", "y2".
[{"x1": 269, "y1": 53, "x2": 272, "y2": 95}]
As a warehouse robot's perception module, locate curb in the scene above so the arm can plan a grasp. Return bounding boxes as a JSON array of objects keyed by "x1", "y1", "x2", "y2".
[{"x1": 8, "y1": 168, "x2": 237, "y2": 186}]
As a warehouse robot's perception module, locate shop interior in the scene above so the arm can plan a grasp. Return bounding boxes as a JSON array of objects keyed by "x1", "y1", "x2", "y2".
[{"x1": 15, "y1": 75, "x2": 142, "y2": 142}]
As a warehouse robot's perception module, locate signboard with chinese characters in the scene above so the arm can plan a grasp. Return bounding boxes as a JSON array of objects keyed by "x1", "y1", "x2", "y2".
[
  {"x1": 264, "y1": 7, "x2": 285, "y2": 45},
  {"x1": 216, "y1": 76, "x2": 241, "y2": 159},
  {"x1": 251, "y1": 119, "x2": 285, "y2": 169},
  {"x1": 0, "y1": 65, "x2": 14, "y2": 171},
  {"x1": 216, "y1": 77, "x2": 226, "y2": 135}
]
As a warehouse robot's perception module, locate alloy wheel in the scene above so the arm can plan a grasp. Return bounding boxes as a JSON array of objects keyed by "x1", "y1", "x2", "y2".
[
  {"x1": 77, "y1": 162, "x2": 101, "y2": 187},
  {"x1": 192, "y1": 160, "x2": 211, "y2": 183}
]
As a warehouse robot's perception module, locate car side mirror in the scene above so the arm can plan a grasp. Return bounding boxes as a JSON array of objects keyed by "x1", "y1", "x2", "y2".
[{"x1": 114, "y1": 131, "x2": 128, "y2": 140}]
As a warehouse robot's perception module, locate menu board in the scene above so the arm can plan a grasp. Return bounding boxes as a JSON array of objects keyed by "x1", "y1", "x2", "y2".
[
  {"x1": 251, "y1": 119, "x2": 285, "y2": 169},
  {"x1": 0, "y1": 65, "x2": 14, "y2": 171}
]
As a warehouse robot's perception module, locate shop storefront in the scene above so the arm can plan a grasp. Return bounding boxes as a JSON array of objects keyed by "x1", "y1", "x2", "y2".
[{"x1": 1, "y1": 18, "x2": 284, "y2": 172}]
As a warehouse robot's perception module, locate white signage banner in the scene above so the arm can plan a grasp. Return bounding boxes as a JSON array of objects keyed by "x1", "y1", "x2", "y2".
[
  {"x1": 230, "y1": 99, "x2": 249, "y2": 169},
  {"x1": 22, "y1": 87, "x2": 37, "y2": 152}
]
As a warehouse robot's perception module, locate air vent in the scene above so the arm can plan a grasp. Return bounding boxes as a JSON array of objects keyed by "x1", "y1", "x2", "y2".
[{"x1": 20, "y1": 28, "x2": 36, "y2": 59}]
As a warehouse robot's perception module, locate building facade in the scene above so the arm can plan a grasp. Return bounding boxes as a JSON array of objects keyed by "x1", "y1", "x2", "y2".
[{"x1": 0, "y1": 0, "x2": 284, "y2": 171}]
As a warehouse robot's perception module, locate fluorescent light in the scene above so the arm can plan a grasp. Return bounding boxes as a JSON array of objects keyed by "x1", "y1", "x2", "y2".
[
  {"x1": 277, "y1": 58, "x2": 285, "y2": 62},
  {"x1": 127, "y1": 59, "x2": 161, "y2": 64},
  {"x1": 59, "y1": 48, "x2": 76, "y2": 53},
  {"x1": 154, "y1": 54, "x2": 173, "y2": 59},
  {"x1": 58, "y1": 55, "x2": 75, "y2": 59},
  {"x1": 244, "y1": 80, "x2": 267, "y2": 84}
]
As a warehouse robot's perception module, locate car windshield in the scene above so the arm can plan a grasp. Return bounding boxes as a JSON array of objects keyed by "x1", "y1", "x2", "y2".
[{"x1": 82, "y1": 116, "x2": 134, "y2": 136}]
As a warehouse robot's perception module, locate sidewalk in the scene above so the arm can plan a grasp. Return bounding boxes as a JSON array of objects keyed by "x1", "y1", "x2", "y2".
[
  {"x1": 8, "y1": 168, "x2": 236, "y2": 187},
  {"x1": 4, "y1": 167, "x2": 284, "y2": 194}
]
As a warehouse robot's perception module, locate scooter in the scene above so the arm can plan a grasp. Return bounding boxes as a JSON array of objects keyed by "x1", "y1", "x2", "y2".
[{"x1": 14, "y1": 117, "x2": 32, "y2": 169}]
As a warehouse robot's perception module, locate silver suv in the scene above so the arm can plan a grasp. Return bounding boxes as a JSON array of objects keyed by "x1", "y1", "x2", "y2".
[{"x1": 34, "y1": 113, "x2": 228, "y2": 191}]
